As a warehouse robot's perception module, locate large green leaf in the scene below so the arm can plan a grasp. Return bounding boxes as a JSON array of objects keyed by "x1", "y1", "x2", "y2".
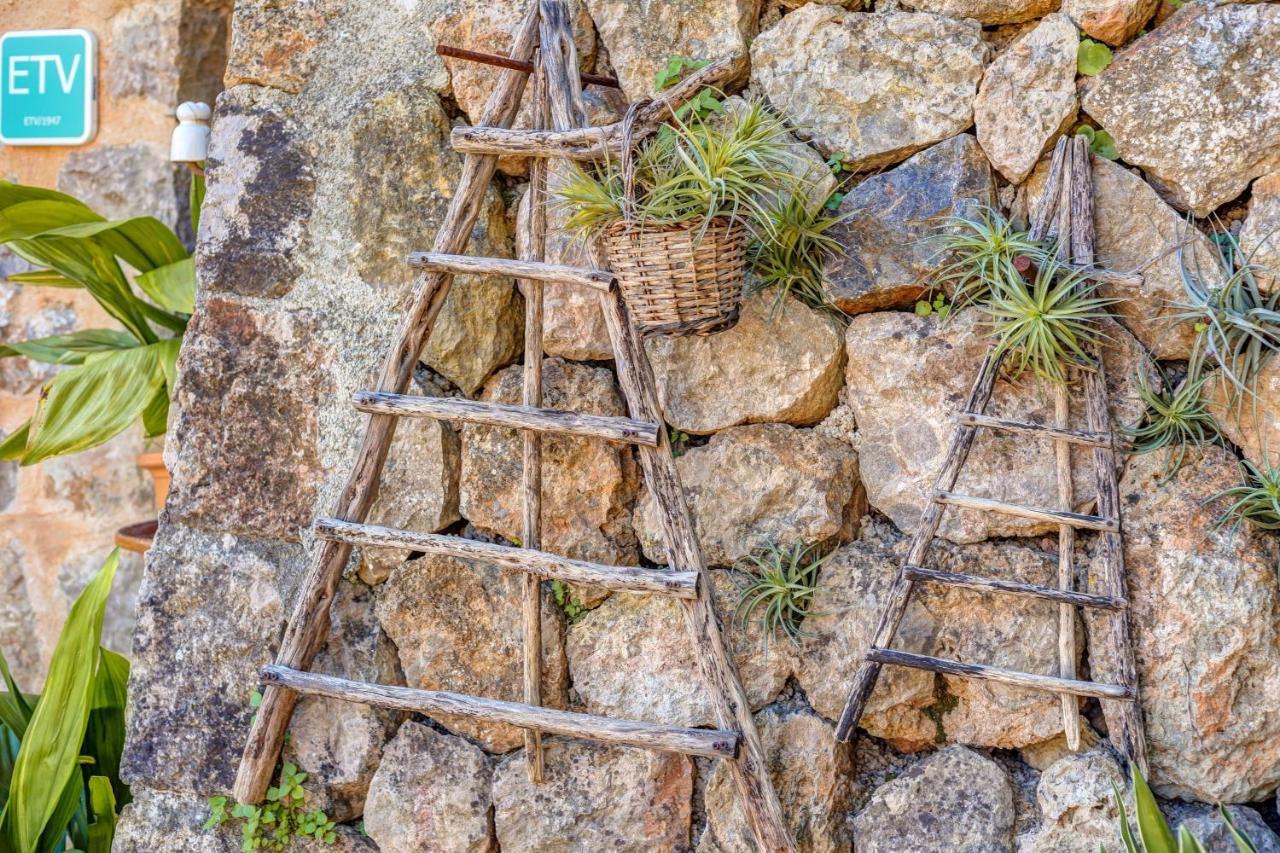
[
  {"x1": 22, "y1": 344, "x2": 169, "y2": 464},
  {"x1": 190, "y1": 170, "x2": 205, "y2": 237},
  {"x1": 84, "y1": 650, "x2": 129, "y2": 809},
  {"x1": 135, "y1": 257, "x2": 195, "y2": 314},
  {"x1": 0, "y1": 648, "x2": 33, "y2": 737},
  {"x1": 85, "y1": 776, "x2": 117, "y2": 853},
  {"x1": 0, "y1": 330, "x2": 138, "y2": 365},
  {"x1": 0, "y1": 181, "x2": 90, "y2": 212},
  {"x1": 7, "y1": 270, "x2": 79, "y2": 288},
  {"x1": 42, "y1": 216, "x2": 187, "y2": 273},
  {"x1": 1134, "y1": 765, "x2": 1178, "y2": 853},
  {"x1": 0, "y1": 200, "x2": 103, "y2": 242},
  {"x1": 0, "y1": 422, "x2": 30, "y2": 463},
  {"x1": 0, "y1": 551, "x2": 117, "y2": 853}
]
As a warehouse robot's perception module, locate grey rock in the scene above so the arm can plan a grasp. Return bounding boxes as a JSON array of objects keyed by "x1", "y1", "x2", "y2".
[
  {"x1": 1168, "y1": 803, "x2": 1280, "y2": 853},
  {"x1": 114, "y1": 786, "x2": 239, "y2": 852},
  {"x1": 750, "y1": 5, "x2": 986, "y2": 171},
  {"x1": 57, "y1": 547, "x2": 145, "y2": 657},
  {"x1": 0, "y1": 536, "x2": 40, "y2": 687},
  {"x1": 1082, "y1": 3, "x2": 1280, "y2": 214},
  {"x1": 1015, "y1": 748, "x2": 1126, "y2": 852},
  {"x1": 107, "y1": 1, "x2": 180, "y2": 101},
  {"x1": 1241, "y1": 172, "x2": 1280, "y2": 292},
  {"x1": 56, "y1": 143, "x2": 181, "y2": 228},
  {"x1": 903, "y1": 0, "x2": 1060, "y2": 25},
  {"x1": 823, "y1": 134, "x2": 996, "y2": 316},
  {"x1": 0, "y1": 301, "x2": 76, "y2": 396}
]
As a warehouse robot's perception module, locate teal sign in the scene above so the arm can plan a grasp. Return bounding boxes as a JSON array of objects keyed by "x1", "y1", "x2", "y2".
[{"x1": 0, "y1": 29, "x2": 96, "y2": 146}]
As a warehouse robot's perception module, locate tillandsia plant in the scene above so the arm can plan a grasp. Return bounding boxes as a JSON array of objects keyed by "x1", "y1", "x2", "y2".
[
  {"x1": 981, "y1": 254, "x2": 1118, "y2": 385},
  {"x1": 732, "y1": 541, "x2": 830, "y2": 653},
  {"x1": 0, "y1": 178, "x2": 201, "y2": 465},
  {"x1": 930, "y1": 206, "x2": 1050, "y2": 310},
  {"x1": 1121, "y1": 364, "x2": 1220, "y2": 479},
  {"x1": 1113, "y1": 764, "x2": 1259, "y2": 852},
  {"x1": 748, "y1": 190, "x2": 852, "y2": 316},
  {"x1": 1211, "y1": 458, "x2": 1280, "y2": 533}
]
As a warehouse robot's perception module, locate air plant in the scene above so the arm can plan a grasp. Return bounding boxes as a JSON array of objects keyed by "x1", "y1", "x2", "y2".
[
  {"x1": 1211, "y1": 458, "x2": 1280, "y2": 533},
  {"x1": 733, "y1": 541, "x2": 829, "y2": 653},
  {"x1": 930, "y1": 206, "x2": 1051, "y2": 309},
  {"x1": 1121, "y1": 364, "x2": 1219, "y2": 479},
  {"x1": 748, "y1": 190, "x2": 851, "y2": 317}
]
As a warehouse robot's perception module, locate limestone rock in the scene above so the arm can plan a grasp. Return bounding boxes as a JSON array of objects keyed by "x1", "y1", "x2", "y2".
[
  {"x1": 1062, "y1": 0, "x2": 1157, "y2": 45},
  {"x1": 0, "y1": 300, "x2": 76, "y2": 396},
  {"x1": 903, "y1": 0, "x2": 1060, "y2": 25},
  {"x1": 1019, "y1": 154, "x2": 1220, "y2": 359},
  {"x1": 164, "y1": 298, "x2": 333, "y2": 542},
  {"x1": 844, "y1": 310, "x2": 1153, "y2": 543},
  {"x1": 114, "y1": 786, "x2": 241, "y2": 852},
  {"x1": 351, "y1": 81, "x2": 522, "y2": 393},
  {"x1": 1016, "y1": 749, "x2": 1126, "y2": 852},
  {"x1": 460, "y1": 359, "x2": 639, "y2": 566},
  {"x1": 225, "y1": 0, "x2": 347, "y2": 93},
  {"x1": 1205, "y1": 350, "x2": 1280, "y2": 471},
  {"x1": 974, "y1": 14, "x2": 1078, "y2": 184},
  {"x1": 634, "y1": 424, "x2": 864, "y2": 567},
  {"x1": 363, "y1": 722, "x2": 494, "y2": 853},
  {"x1": 1017, "y1": 724, "x2": 1100, "y2": 771},
  {"x1": 750, "y1": 5, "x2": 986, "y2": 170},
  {"x1": 1081, "y1": 3, "x2": 1280, "y2": 214},
  {"x1": 699, "y1": 706, "x2": 853, "y2": 852},
  {"x1": 374, "y1": 551, "x2": 568, "y2": 752},
  {"x1": 1241, "y1": 172, "x2": 1280, "y2": 292},
  {"x1": 359, "y1": 417, "x2": 461, "y2": 584},
  {"x1": 1088, "y1": 447, "x2": 1280, "y2": 801},
  {"x1": 121, "y1": 525, "x2": 287, "y2": 792},
  {"x1": 1169, "y1": 804, "x2": 1280, "y2": 853},
  {"x1": 56, "y1": 143, "x2": 180, "y2": 228},
  {"x1": 823, "y1": 134, "x2": 996, "y2": 315},
  {"x1": 584, "y1": 0, "x2": 760, "y2": 100},
  {"x1": 0, "y1": 537, "x2": 39, "y2": 687},
  {"x1": 851, "y1": 746, "x2": 1015, "y2": 852},
  {"x1": 645, "y1": 294, "x2": 845, "y2": 434},
  {"x1": 284, "y1": 581, "x2": 403, "y2": 822},
  {"x1": 492, "y1": 738, "x2": 693, "y2": 851},
  {"x1": 567, "y1": 571, "x2": 789, "y2": 727}
]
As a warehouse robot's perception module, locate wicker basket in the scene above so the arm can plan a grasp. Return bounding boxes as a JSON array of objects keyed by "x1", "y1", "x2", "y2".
[{"x1": 602, "y1": 217, "x2": 746, "y2": 337}]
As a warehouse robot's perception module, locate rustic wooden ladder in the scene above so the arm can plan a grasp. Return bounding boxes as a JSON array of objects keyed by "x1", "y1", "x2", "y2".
[
  {"x1": 233, "y1": 2, "x2": 794, "y2": 848},
  {"x1": 832, "y1": 136, "x2": 1149, "y2": 773}
]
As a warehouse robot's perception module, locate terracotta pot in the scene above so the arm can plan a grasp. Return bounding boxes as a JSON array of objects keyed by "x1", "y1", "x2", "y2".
[
  {"x1": 136, "y1": 450, "x2": 170, "y2": 510},
  {"x1": 115, "y1": 449, "x2": 169, "y2": 553}
]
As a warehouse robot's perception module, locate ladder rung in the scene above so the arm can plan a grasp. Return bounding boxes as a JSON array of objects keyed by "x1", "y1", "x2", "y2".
[
  {"x1": 314, "y1": 518, "x2": 698, "y2": 599},
  {"x1": 956, "y1": 412, "x2": 1112, "y2": 448},
  {"x1": 262, "y1": 665, "x2": 738, "y2": 758},
  {"x1": 865, "y1": 648, "x2": 1134, "y2": 700},
  {"x1": 935, "y1": 491, "x2": 1119, "y2": 533},
  {"x1": 903, "y1": 565, "x2": 1126, "y2": 610},
  {"x1": 406, "y1": 252, "x2": 615, "y2": 292},
  {"x1": 352, "y1": 393, "x2": 660, "y2": 446}
]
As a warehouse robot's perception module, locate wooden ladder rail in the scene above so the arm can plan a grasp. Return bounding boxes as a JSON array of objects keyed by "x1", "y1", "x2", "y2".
[{"x1": 232, "y1": 4, "x2": 543, "y2": 803}]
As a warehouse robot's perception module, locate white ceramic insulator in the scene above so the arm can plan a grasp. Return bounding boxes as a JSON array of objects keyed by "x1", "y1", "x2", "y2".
[{"x1": 170, "y1": 101, "x2": 212, "y2": 163}]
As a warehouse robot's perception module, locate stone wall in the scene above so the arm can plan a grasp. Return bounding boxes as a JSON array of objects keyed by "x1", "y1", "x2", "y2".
[
  {"x1": 117, "y1": 0, "x2": 1280, "y2": 849},
  {"x1": 0, "y1": 0, "x2": 232, "y2": 684}
]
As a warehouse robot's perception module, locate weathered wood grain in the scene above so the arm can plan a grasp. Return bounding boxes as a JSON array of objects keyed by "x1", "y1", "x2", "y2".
[
  {"x1": 350, "y1": 393, "x2": 660, "y2": 446},
  {"x1": 313, "y1": 517, "x2": 699, "y2": 598},
  {"x1": 864, "y1": 649, "x2": 1134, "y2": 700},
  {"x1": 934, "y1": 491, "x2": 1119, "y2": 533},
  {"x1": 261, "y1": 666, "x2": 739, "y2": 759},
  {"x1": 434, "y1": 43, "x2": 620, "y2": 89},
  {"x1": 1053, "y1": 378, "x2": 1082, "y2": 750},
  {"x1": 955, "y1": 412, "x2": 1110, "y2": 448},
  {"x1": 406, "y1": 252, "x2": 614, "y2": 292},
  {"x1": 902, "y1": 565, "x2": 1125, "y2": 610}
]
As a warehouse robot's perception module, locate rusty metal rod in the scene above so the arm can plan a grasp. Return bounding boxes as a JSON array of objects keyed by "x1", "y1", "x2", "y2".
[{"x1": 436, "y1": 44, "x2": 621, "y2": 89}]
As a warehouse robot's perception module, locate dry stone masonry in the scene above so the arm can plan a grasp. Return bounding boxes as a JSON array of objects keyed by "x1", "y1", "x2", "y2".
[{"x1": 112, "y1": 0, "x2": 1280, "y2": 848}]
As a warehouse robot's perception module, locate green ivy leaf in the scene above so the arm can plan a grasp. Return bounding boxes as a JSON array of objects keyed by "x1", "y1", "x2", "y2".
[
  {"x1": 1078, "y1": 39, "x2": 1113, "y2": 76},
  {"x1": 915, "y1": 300, "x2": 933, "y2": 317}
]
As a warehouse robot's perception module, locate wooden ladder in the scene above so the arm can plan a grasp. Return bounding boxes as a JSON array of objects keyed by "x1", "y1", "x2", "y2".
[
  {"x1": 832, "y1": 135, "x2": 1149, "y2": 773},
  {"x1": 233, "y1": 2, "x2": 794, "y2": 849}
]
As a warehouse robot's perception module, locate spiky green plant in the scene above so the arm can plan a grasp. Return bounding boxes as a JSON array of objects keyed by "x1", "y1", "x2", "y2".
[
  {"x1": 733, "y1": 541, "x2": 829, "y2": 652},
  {"x1": 1114, "y1": 764, "x2": 1257, "y2": 853},
  {"x1": 1176, "y1": 229, "x2": 1280, "y2": 412},
  {"x1": 1212, "y1": 459, "x2": 1280, "y2": 532},
  {"x1": 980, "y1": 255, "x2": 1118, "y2": 385},
  {"x1": 930, "y1": 206, "x2": 1050, "y2": 309},
  {"x1": 748, "y1": 191, "x2": 851, "y2": 316},
  {"x1": 1121, "y1": 365, "x2": 1219, "y2": 479}
]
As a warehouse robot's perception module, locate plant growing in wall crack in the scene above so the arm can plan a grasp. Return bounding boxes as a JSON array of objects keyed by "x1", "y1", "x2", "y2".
[
  {"x1": 0, "y1": 178, "x2": 201, "y2": 465},
  {"x1": 1113, "y1": 764, "x2": 1259, "y2": 852},
  {"x1": 205, "y1": 763, "x2": 337, "y2": 852},
  {"x1": 1121, "y1": 365, "x2": 1220, "y2": 479},
  {"x1": 732, "y1": 541, "x2": 830, "y2": 653}
]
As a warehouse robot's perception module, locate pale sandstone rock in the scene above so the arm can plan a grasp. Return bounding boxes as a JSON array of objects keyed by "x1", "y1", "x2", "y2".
[
  {"x1": 1088, "y1": 447, "x2": 1280, "y2": 801},
  {"x1": 1019, "y1": 154, "x2": 1221, "y2": 359},
  {"x1": 374, "y1": 552, "x2": 568, "y2": 752},
  {"x1": 583, "y1": 0, "x2": 760, "y2": 100},
  {"x1": 460, "y1": 358, "x2": 639, "y2": 566},
  {"x1": 750, "y1": 5, "x2": 986, "y2": 170},
  {"x1": 1017, "y1": 723, "x2": 1100, "y2": 771},
  {"x1": 284, "y1": 581, "x2": 403, "y2": 822},
  {"x1": 566, "y1": 571, "x2": 790, "y2": 727},
  {"x1": 698, "y1": 706, "x2": 854, "y2": 853},
  {"x1": 974, "y1": 14, "x2": 1078, "y2": 184},
  {"x1": 823, "y1": 133, "x2": 996, "y2": 315},
  {"x1": 851, "y1": 746, "x2": 1015, "y2": 852},
  {"x1": 1082, "y1": 3, "x2": 1280, "y2": 214},
  {"x1": 645, "y1": 294, "x2": 845, "y2": 435},
  {"x1": 1206, "y1": 356, "x2": 1280, "y2": 471},
  {"x1": 492, "y1": 738, "x2": 694, "y2": 851},
  {"x1": 844, "y1": 310, "x2": 1153, "y2": 544},
  {"x1": 1062, "y1": 0, "x2": 1158, "y2": 45},
  {"x1": 903, "y1": 0, "x2": 1060, "y2": 25},
  {"x1": 363, "y1": 722, "x2": 494, "y2": 853},
  {"x1": 1015, "y1": 749, "x2": 1126, "y2": 852},
  {"x1": 1241, "y1": 172, "x2": 1280, "y2": 292},
  {"x1": 225, "y1": 0, "x2": 347, "y2": 93},
  {"x1": 634, "y1": 423, "x2": 864, "y2": 567}
]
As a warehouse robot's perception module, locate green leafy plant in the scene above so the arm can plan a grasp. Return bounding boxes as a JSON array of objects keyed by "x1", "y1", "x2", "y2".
[
  {"x1": 1078, "y1": 38, "x2": 1114, "y2": 76},
  {"x1": 733, "y1": 542, "x2": 829, "y2": 652},
  {"x1": 930, "y1": 207, "x2": 1050, "y2": 309},
  {"x1": 1076, "y1": 124, "x2": 1120, "y2": 160},
  {"x1": 1121, "y1": 365, "x2": 1219, "y2": 478},
  {"x1": 0, "y1": 177, "x2": 202, "y2": 465},
  {"x1": 205, "y1": 763, "x2": 336, "y2": 852},
  {"x1": 981, "y1": 255, "x2": 1118, "y2": 385},
  {"x1": 668, "y1": 427, "x2": 691, "y2": 458},
  {"x1": 1114, "y1": 764, "x2": 1258, "y2": 852},
  {"x1": 748, "y1": 191, "x2": 851, "y2": 315},
  {"x1": 0, "y1": 549, "x2": 130, "y2": 853},
  {"x1": 914, "y1": 291, "x2": 952, "y2": 320},
  {"x1": 1211, "y1": 458, "x2": 1280, "y2": 532},
  {"x1": 551, "y1": 580, "x2": 588, "y2": 623},
  {"x1": 653, "y1": 56, "x2": 722, "y2": 121}
]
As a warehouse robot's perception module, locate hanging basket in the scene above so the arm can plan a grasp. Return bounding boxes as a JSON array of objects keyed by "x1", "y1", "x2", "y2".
[
  {"x1": 600, "y1": 101, "x2": 747, "y2": 337},
  {"x1": 602, "y1": 217, "x2": 746, "y2": 337}
]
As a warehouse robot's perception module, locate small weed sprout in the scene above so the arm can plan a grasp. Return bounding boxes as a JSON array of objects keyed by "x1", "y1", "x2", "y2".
[
  {"x1": 930, "y1": 207, "x2": 1049, "y2": 309},
  {"x1": 205, "y1": 763, "x2": 336, "y2": 852},
  {"x1": 733, "y1": 541, "x2": 829, "y2": 652},
  {"x1": 1121, "y1": 366, "x2": 1219, "y2": 479},
  {"x1": 1211, "y1": 459, "x2": 1280, "y2": 533}
]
